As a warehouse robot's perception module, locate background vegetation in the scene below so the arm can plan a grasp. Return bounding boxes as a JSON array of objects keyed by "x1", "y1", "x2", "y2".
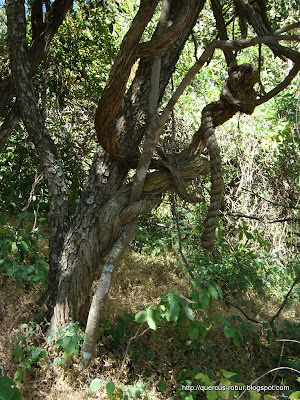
[{"x1": 0, "y1": 0, "x2": 299, "y2": 399}]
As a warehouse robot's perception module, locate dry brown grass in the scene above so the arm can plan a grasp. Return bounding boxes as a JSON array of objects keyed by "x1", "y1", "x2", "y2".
[{"x1": 0, "y1": 251, "x2": 299, "y2": 400}]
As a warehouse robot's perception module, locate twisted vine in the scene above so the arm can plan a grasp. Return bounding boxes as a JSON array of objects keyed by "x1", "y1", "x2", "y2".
[{"x1": 201, "y1": 62, "x2": 259, "y2": 250}]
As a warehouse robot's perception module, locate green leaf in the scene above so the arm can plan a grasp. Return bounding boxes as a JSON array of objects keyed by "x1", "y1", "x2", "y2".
[
  {"x1": 106, "y1": 381, "x2": 115, "y2": 395},
  {"x1": 290, "y1": 392, "x2": 300, "y2": 399},
  {"x1": 165, "y1": 293, "x2": 180, "y2": 323},
  {"x1": 195, "y1": 373, "x2": 210, "y2": 385},
  {"x1": 207, "y1": 390, "x2": 218, "y2": 400},
  {"x1": 19, "y1": 241, "x2": 29, "y2": 253},
  {"x1": 208, "y1": 283, "x2": 219, "y2": 299},
  {"x1": 13, "y1": 367, "x2": 24, "y2": 384},
  {"x1": 158, "y1": 380, "x2": 166, "y2": 393},
  {"x1": 89, "y1": 378, "x2": 101, "y2": 392},
  {"x1": 183, "y1": 303, "x2": 194, "y2": 321},
  {"x1": 203, "y1": 321, "x2": 212, "y2": 330},
  {"x1": 214, "y1": 315, "x2": 231, "y2": 326},
  {"x1": 13, "y1": 343, "x2": 23, "y2": 361},
  {"x1": 53, "y1": 357, "x2": 62, "y2": 366},
  {"x1": 221, "y1": 369, "x2": 237, "y2": 378},
  {"x1": 224, "y1": 325, "x2": 236, "y2": 338},
  {"x1": 0, "y1": 376, "x2": 22, "y2": 400},
  {"x1": 200, "y1": 289, "x2": 211, "y2": 308},
  {"x1": 134, "y1": 388, "x2": 143, "y2": 398},
  {"x1": 0, "y1": 228, "x2": 8, "y2": 235},
  {"x1": 219, "y1": 378, "x2": 230, "y2": 387},
  {"x1": 62, "y1": 334, "x2": 80, "y2": 355},
  {"x1": 146, "y1": 310, "x2": 157, "y2": 330},
  {"x1": 233, "y1": 330, "x2": 243, "y2": 347},
  {"x1": 31, "y1": 347, "x2": 41, "y2": 360},
  {"x1": 11, "y1": 242, "x2": 17, "y2": 253},
  {"x1": 178, "y1": 368, "x2": 188, "y2": 380},
  {"x1": 249, "y1": 390, "x2": 261, "y2": 400},
  {"x1": 135, "y1": 311, "x2": 148, "y2": 324},
  {"x1": 187, "y1": 323, "x2": 200, "y2": 341}
]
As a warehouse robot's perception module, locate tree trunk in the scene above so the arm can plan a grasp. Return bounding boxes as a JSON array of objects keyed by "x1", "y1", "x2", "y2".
[{"x1": 50, "y1": 0, "x2": 206, "y2": 328}]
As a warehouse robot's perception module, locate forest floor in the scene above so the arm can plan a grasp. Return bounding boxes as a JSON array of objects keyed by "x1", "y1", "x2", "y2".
[{"x1": 0, "y1": 251, "x2": 299, "y2": 400}]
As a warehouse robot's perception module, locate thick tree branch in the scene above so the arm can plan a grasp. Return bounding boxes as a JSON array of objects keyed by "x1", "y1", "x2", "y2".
[
  {"x1": 234, "y1": 0, "x2": 300, "y2": 61},
  {"x1": 6, "y1": 0, "x2": 69, "y2": 296},
  {"x1": 136, "y1": 0, "x2": 193, "y2": 58},
  {"x1": 211, "y1": 0, "x2": 236, "y2": 65},
  {"x1": 0, "y1": 0, "x2": 73, "y2": 133},
  {"x1": 80, "y1": 1, "x2": 172, "y2": 367},
  {"x1": 274, "y1": 22, "x2": 300, "y2": 35},
  {"x1": 94, "y1": 0, "x2": 159, "y2": 165}
]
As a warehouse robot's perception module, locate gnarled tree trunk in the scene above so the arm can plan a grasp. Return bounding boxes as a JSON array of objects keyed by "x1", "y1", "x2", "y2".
[{"x1": 4, "y1": 0, "x2": 300, "y2": 335}]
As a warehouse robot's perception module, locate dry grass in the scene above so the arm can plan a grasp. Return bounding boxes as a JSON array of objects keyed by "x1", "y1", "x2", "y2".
[{"x1": 0, "y1": 251, "x2": 299, "y2": 400}]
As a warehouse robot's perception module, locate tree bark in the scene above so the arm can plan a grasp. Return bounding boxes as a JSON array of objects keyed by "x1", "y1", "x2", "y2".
[
  {"x1": 6, "y1": 0, "x2": 70, "y2": 297},
  {"x1": 50, "y1": 0, "x2": 206, "y2": 327},
  {"x1": 0, "y1": 0, "x2": 73, "y2": 149}
]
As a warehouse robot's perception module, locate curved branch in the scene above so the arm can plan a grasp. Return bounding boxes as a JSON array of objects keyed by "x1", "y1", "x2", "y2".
[
  {"x1": 254, "y1": 61, "x2": 300, "y2": 105},
  {"x1": 223, "y1": 298, "x2": 265, "y2": 324},
  {"x1": 136, "y1": 0, "x2": 194, "y2": 58},
  {"x1": 234, "y1": 0, "x2": 300, "y2": 61},
  {"x1": 94, "y1": 0, "x2": 159, "y2": 165}
]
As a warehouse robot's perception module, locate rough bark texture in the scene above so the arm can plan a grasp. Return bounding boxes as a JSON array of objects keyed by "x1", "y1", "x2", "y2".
[
  {"x1": 0, "y1": 0, "x2": 73, "y2": 149},
  {"x1": 51, "y1": 0, "x2": 206, "y2": 327},
  {"x1": 6, "y1": 0, "x2": 70, "y2": 296}
]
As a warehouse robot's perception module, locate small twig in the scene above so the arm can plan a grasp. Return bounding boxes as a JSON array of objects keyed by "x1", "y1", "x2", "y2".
[
  {"x1": 270, "y1": 274, "x2": 300, "y2": 325},
  {"x1": 271, "y1": 341, "x2": 285, "y2": 384},
  {"x1": 170, "y1": 195, "x2": 195, "y2": 280},
  {"x1": 276, "y1": 339, "x2": 300, "y2": 344},
  {"x1": 269, "y1": 217, "x2": 300, "y2": 223},
  {"x1": 237, "y1": 367, "x2": 300, "y2": 400},
  {"x1": 223, "y1": 212, "x2": 300, "y2": 223},
  {"x1": 119, "y1": 325, "x2": 150, "y2": 377},
  {"x1": 223, "y1": 212, "x2": 261, "y2": 221},
  {"x1": 22, "y1": 171, "x2": 44, "y2": 212},
  {"x1": 32, "y1": 188, "x2": 44, "y2": 232},
  {"x1": 223, "y1": 298, "x2": 265, "y2": 324},
  {"x1": 241, "y1": 187, "x2": 300, "y2": 210},
  {"x1": 191, "y1": 31, "x2": 199, "y2": 61}
]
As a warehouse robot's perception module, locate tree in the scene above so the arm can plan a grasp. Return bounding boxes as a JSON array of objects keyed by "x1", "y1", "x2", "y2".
[{"x1": 2, "y1": 0, "x2": 300, "y2": 367}]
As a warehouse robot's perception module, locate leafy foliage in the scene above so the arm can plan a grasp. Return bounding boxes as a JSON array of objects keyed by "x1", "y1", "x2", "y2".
[
  {"x1": 48, "y1": 320, "x2": 84, "y2": 368},
  {"x1": 11, "y1": 322, "x2": 47, "y2": 384},
  {"x1": 0, "y1": 218, "x2": 48, "y2": 284}
]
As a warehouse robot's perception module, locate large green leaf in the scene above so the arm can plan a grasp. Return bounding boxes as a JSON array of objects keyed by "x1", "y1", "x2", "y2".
[
  {"x1": 146, "y1": 309, "x2": 157, "y2": 330},
  {"x1": 106, "y1": 381, "x2": 115, "y2": 395},
  {"x1": 224, "y1": 326, "x2": 236, "y2": 338},
  {"x1": 135, "y1": 311, "x2": 148, "y2": 324},
  {"x1": 0, "y1": 376, "x2": 22, "y2": 400}
]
